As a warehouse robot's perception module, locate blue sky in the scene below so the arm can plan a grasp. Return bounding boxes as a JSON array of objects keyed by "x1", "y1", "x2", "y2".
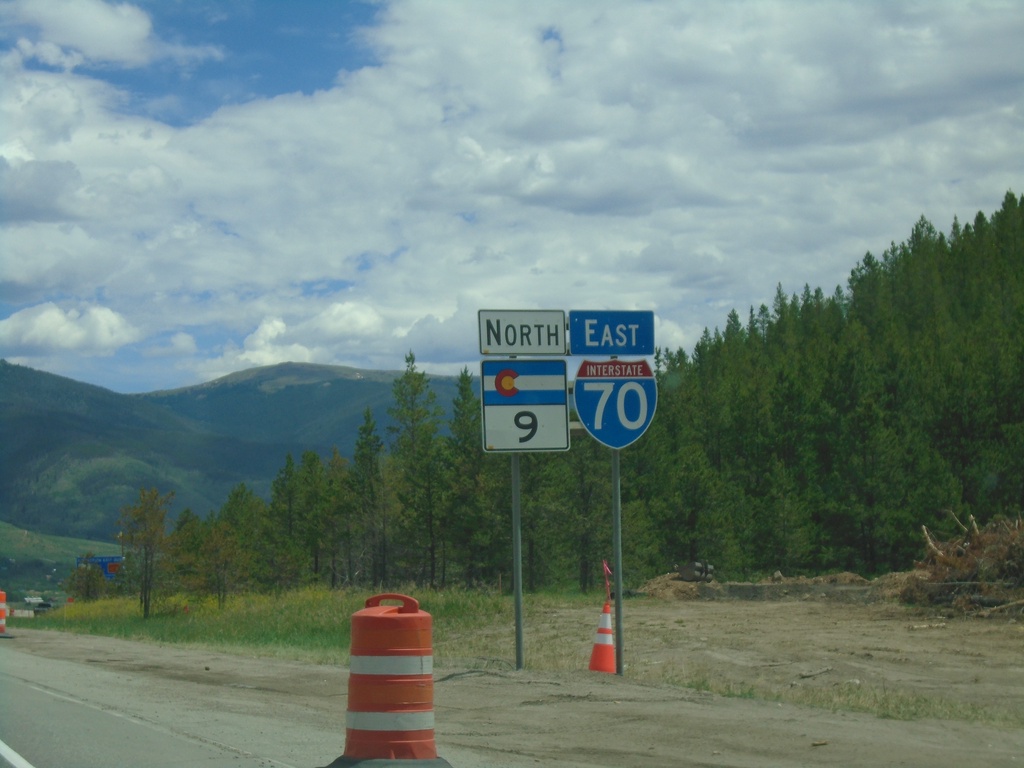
[
  {"x1": 1, "y1": 0, "x2": 1022, "y2": 393},
  {"x1": 74, "y1": 1, "x2": 381, "y2": 125}
]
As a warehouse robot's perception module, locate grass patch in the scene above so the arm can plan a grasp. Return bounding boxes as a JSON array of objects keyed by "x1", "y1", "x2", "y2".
[
  {"x1": 26, "y1": 588, "x2": 366, "y2": 663},
  {"x1": 790, "y1": 681, "x2": 1021, "y2": 726},
  {"x1": 630, "y1": 660, "x2": 1023, "y2": 727},
  {"x1": 20, "y1": 587, "x2": 593, "y2": 666}
]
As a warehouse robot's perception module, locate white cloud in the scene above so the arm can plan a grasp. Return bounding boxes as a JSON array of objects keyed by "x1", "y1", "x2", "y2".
[
  {"x1": 10, "y1": 0, "x2": 153, "y2": 65},
  {"x1": 0, "y1": 302, "x2": 140, "y2": 353},
  {"x1": 143, "y1": 331, "x2": 196, "y2": 358},
  {"x1": 237, "y1": 317, "x2": 314, "y2": 366},
  {"x1": 301, "y1": 301, "x2": 386, "y2": 342},
  {"x1": 16, "y1": 38, "x2": 83, "y2": 69},
  {"x1": 0, "y1": 156, "x2": 81, "y2": 221},
  {"x1": 1, "y1": 0, "x2": 220, "y2": 68},
  {"x1": 4, "y1": 69, "x2": 87, "y2": 145},
  {"x1": 0, "y1": 0, "x2": 1021, "y2": 392}
]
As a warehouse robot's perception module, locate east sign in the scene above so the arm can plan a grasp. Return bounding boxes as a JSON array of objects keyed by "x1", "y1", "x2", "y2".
[{"x1": 568, "y1": 310, "x2": 654, "y2": 356}]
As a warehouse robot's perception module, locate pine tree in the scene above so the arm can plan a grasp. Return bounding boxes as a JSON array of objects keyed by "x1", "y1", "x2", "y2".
[
  {"x1": 443, "y1": 367, "x2": 499, "y2": 586},
  {"x1": 117, "y1": 488, "x2": 173, "y2": 618},
  {"x1": 388, "y1": 352, "x2": 445, "y2": 585},
  {"x1": 352, "y1": 408, "x2": 386, "y2": 585}
]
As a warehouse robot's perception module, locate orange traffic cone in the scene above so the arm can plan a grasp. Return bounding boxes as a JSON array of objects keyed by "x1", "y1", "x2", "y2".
[{"x1": 588, "y1": 601, "x2": 615, "y2": 673}]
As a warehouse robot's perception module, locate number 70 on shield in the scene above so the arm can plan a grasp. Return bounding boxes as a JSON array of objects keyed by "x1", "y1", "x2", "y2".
[{"x1": 577, "y1": 381, "x2": 651, "y2": 430}]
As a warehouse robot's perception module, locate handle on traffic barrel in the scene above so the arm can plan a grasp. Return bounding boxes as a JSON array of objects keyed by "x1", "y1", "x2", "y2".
[{"x1": 363, "y1": 593, "x2": 420, "y2": 613}]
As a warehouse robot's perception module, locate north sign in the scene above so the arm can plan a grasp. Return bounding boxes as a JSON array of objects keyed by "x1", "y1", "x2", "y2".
[
  {"x1": 481, "y1": 359, "x2": 570, "y2": 452},
  {"x1": 573, "y1": 358, "x2": 657, "y2": 449},
  {"x1": 568, "y1": 310, "x2": 654, "y2": 356},
  {"x1": 479, "y1": 309, "x2": 567, "y2": 356}
]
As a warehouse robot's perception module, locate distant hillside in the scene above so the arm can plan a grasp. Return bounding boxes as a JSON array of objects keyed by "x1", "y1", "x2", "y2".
[
  {"x1": 1, "y1": 360, "x2": 459, "y2": 541},
  {"x1": 140, "y1": 363, "x2": 412, "y2": 446}
]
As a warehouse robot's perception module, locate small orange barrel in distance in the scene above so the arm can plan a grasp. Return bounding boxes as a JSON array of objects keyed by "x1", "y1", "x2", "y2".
[
  {"x1": 0, "y1": 590, "x2": 6, "y2": 635},
  {"x1": 344, "y1": 593, "x2": 437, "y2": 761}
]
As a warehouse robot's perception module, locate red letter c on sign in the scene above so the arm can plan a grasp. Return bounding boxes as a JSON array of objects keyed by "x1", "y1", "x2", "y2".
[{"x1": 494, "y1": 368, "x2": 519, "y2": 396}]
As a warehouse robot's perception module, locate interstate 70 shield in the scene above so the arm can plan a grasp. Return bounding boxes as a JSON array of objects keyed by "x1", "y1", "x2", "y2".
[{"x1": 573, "y1": 358, "x2": 657, "y2": 449}]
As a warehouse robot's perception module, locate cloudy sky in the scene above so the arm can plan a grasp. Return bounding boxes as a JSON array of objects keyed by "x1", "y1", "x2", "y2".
[{"x1": 1, "y1": 0, "x2": 1021, "y2": 393}]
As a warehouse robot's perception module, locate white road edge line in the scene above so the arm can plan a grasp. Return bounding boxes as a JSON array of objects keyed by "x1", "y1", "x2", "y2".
[{"x1": 0, "y1": 738, "x2": 37, "y2": 768}]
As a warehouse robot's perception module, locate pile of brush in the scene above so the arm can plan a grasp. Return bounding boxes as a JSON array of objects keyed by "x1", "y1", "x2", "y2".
[{"x1": 904, "y1": 511, "x2": 1024, "y2": 616}]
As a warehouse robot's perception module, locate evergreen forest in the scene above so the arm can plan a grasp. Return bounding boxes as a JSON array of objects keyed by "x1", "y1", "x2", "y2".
[{"x1": 100, "y1": 192, "x2": 1024, "y2": 604}]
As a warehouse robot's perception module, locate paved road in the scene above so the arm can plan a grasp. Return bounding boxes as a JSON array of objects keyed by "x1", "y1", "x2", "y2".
[
  {"x1": 0, "y1": 636, "x2": 339, "y2": 768},
  {"x1": 0, "y1": 675, "x2": 281, "y2": 767}
]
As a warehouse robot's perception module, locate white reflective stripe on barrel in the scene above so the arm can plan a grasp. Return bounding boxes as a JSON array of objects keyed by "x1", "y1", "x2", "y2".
[
  {"x1": 592, "y1": 632, "x2": 613, "y2": 645},
  {"x1": 598, "y1": 614, "x2": 612, "y2": 629},
  {"x1": 349, "y1": 655, "x2": 433, "y2": 675},
  {"x1": 346, "y1": 710, "x2": 435, "y2": 731}
]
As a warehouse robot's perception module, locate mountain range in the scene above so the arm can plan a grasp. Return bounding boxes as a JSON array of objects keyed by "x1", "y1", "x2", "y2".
[{"x1": 0, "y1": 359, "x2": 460, "y2": 542}]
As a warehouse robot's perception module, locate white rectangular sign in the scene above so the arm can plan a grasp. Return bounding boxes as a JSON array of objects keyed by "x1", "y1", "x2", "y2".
[
  {"x1": 478, "y1": 309, "x2": 566, "y2": 356},
  {"x1": 480, "y1": 359, "x2": 569, "y2": 451}
]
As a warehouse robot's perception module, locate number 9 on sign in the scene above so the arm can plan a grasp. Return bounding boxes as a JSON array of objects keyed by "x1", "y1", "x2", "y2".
[
  {"x1": 514, "y1": 411, "x2": 538, "y2": 442},
  {"x1": 482, "y1": 403, "x2": 569, "y2": 452}
]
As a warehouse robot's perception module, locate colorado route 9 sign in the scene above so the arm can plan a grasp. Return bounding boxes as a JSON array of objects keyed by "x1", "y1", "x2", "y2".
[
  {"x1": 573, "y1": 359, "x2": 657, "y2": 449},
  {"x1": 481, "y1": 359, "x2": 570, "y2": 452}
]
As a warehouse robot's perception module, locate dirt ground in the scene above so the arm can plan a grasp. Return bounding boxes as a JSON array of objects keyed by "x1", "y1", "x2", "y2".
[
  {"x1": 4, "y1": 576, "x2": 1023, "y2": 767},
  {"x1": 629, "y1": 570, "x2": 1024, "y2": 717}
]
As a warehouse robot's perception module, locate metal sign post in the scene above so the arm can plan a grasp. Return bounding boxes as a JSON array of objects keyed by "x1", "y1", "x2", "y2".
[
  {"x1": 611, "y1": 449, "x2": 624, "y2": 675},
  {"x1": 573, "y1": 357, "x2": 657, "y2": 677},
  {"x1": 479, "y1": 314, "x2": 569, "y2": 670},
  {"x1": 511, "y1": 454, "x2": 524, "y2": 670},
  {"x1": 480, "y1": 358, "x2": 568, "y2": 670}
]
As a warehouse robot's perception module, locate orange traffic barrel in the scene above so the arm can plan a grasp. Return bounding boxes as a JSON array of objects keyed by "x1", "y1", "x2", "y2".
[
  {"x1": 0, "y1": 590, "x2": 6, "y2": 636},
  {"x1": 322, "y1": 593, "x2": 452, "y2": 767}
]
